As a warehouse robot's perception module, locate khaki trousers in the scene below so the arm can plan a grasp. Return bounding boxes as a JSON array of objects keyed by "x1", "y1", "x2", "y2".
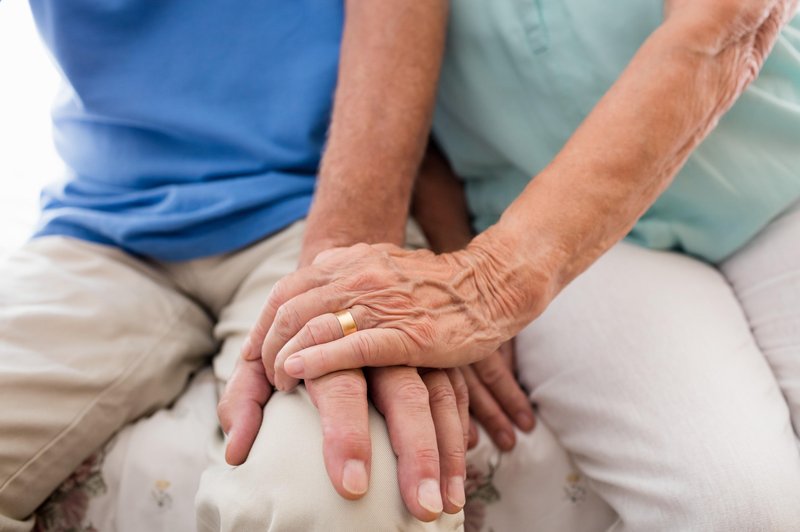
[{"x1": 0, "y1": 221, "x2": 463, "y2": 531}]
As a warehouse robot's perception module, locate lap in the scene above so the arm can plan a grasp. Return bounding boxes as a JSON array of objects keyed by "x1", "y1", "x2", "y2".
[
  {"x1": 516, "y1": 241, "x2": 800, "y2": 530},
  {"x1": 0, "y1": 237, "x2": 215, "y2": 527},
  {"x1": 196, "y1": 386, "x2": 464, "y2": 532}
]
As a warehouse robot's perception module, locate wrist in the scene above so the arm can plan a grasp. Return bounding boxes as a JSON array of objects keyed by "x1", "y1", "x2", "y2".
[
  {"x1": 453, "y1": 221, "x2": 558, "y2": 339},
  {"x1": 300, "y1": 209, "x2": 407, "y2": 267}
]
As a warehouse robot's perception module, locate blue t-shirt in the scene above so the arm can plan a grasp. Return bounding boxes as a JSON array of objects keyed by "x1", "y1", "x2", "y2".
[{"x1": 30, "y1": 0, "x2": 343, "y2": 260}]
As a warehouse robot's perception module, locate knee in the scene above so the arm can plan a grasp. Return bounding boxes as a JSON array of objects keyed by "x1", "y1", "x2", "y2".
[
  {"x1": 196, "y1": 390, "x2": 462, "y2": 532},
  {"x1": 196, "y1": 459, "x2": 323, "y2": 532},
  {"x1": 195, "y1": 440, "x2": 461, "y2": 532},
  {"x1": 195, "y1": 390, "x2": 351, "y2": 531}
]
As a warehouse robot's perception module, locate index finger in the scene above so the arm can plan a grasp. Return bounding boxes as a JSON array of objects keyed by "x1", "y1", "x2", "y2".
[{"x1": 241, "y1": 264, "x2": 330, "y2": 364}]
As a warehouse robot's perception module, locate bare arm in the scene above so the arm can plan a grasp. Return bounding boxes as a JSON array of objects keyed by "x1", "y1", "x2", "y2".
[
  {"x1": 300, "y1": 0, "x2": 448, "y2": 265},
  {"x1": 411, "y1": 142, "x2": 474, "y2": 253},
  {"x1": 470, "y1": 0, "x2": 799, "y2": 333},
  {"x1": 229, "y1": 1, "x2": 467, "y2": 521}
]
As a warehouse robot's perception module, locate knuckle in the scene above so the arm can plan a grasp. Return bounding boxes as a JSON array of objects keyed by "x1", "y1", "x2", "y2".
[
  {"x1": 469, "y1": 398, "x2": 507, "y2": 430},
  {"x1": 322, "y1": 424, "x2": 371, "y2": 452},
  {"x1": 399, "y1": 320, "x2": 436, "y2": 360},
  {"x1": 347, "y1": 271, "x2": 381, "y2": 291},
  {"x1": 393, "y1": 379, "x2": 429, "y2": 406},
  {"x1": 314, "y1": 345, "x2": 333, "y2": 372},
  {"x1": 313, "y1": 248, "x2": 340, "y2": 265},
  {"x1": 324, "y1": 372, "x2": 368, "y2": 402},
  {"x1": 413, "y1": 446, "x2": 441, "y2": 466},
  {"x1": 426, "y1": 381, "x2": 456, "y2": 407},
  {"x1": 267, "y1": 279, "x2": 288, "y2": 312},
  {"x1": 274, "y1": 303, "x2": 302, "y2": 334},
  {"x1": 443, "y1": 447, "x2": 466, "y2": 468},
  {"x1": 351, "y1": 305, "x2": 376, "y2": 331},
  {"x1": 392, "y1": 330, "x2": 421, "y2": 366},
  {"x1": 477, "y1": 362, "x2": 508, "y2": 387},
  {"x1": 354, "y1": 333, "x2": 379, "y2": 365},
  {"x1": 508, "y1": 389, "x2": 532, "y2": 410},
  {"x1": 484, "y1": 413, "x2": 512, "y2": 433},
  {"x1": 465, "y1": 380, "x2": 482, "y2": 403},
  {"x1": 452, "y1": 379, "x2": 469, "y2": 406},
  {"x1": 300, "y1": 320, "x2": 327, "y2": 348}
]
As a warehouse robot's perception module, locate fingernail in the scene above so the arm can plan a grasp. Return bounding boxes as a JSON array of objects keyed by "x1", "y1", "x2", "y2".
[
  {"x1": 496, "y1": 430, "x2": 515, "y2": 450},
  {"x1": 223, "y1": 431, "x2": 235, "y2": 464},
  {"x1": 240, "y1": 337, "x2": 253, "y2": 358},
  {"x1": 284, "y1": 355, "x2": 305, "y2": 377},
  {"x1": 516, "y1": 410, "x2": 536, "y2": 431},
  {"x1": 417, "y1": 479, "x2": 443, "y2": 514},
  {"x1": 447, "y1": 476, "x2": 465, "y2": 508},
  {"x1": 342, "y1": 460, "x2": 369, "y2": 496}
]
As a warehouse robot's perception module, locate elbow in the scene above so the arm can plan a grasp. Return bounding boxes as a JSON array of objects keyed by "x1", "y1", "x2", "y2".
[
  {"x1": 664, "y1": 0, "x2": 795, "y2": 94},
  {"x1": 667, "y1": 0, "x2": 795, "y2": 57}
]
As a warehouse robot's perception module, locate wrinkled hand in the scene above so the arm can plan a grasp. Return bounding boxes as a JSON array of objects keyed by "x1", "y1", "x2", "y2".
[
  {"x1": 243, "y1": 242, "x2": 531, "y2": 392},
  {"x1": 219, "y1": 353, "x2": 469, "y2": 521},
  {"x1": 463, "y1": 339, "x2": 536, "y2": 451}
]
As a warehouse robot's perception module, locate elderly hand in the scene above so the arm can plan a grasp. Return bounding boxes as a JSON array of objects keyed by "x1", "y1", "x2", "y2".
[
  {"x1": 244, "y1": 237, "x2": 547, "y2": 391},
  {"x1": 463, "y1": 339, "x2": 536, "y2": 451}
]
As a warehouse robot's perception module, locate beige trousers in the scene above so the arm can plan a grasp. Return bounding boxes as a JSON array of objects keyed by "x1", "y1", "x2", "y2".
[{"x1": 0, "y1": 221, "x2": 462, "y2": 531}]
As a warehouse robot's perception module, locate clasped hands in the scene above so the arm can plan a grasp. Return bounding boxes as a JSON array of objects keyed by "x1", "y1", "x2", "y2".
[{"x1": 220, "y1": 239, "x2": 541, "y2": 521}]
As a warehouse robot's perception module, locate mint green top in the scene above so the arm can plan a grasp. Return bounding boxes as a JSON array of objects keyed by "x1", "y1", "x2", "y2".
[{"x1": 433, "y1": 1, "x2": 800, "y2": 263}]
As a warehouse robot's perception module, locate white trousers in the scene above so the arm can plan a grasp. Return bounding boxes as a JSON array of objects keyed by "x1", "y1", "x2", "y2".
[{"x1": 515, "y1": 202, "x2": 800, "y2": 531}]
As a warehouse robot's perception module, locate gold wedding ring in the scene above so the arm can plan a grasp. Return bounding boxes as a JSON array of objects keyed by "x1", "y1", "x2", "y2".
[{"x1": 334, "y1": 309, "x2": 358, "y2": 337}]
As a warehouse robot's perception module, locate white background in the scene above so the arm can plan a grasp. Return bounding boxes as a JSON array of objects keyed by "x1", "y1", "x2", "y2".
[{"x1": 0, "y1": 0, "x2": 61, "y2": 253}]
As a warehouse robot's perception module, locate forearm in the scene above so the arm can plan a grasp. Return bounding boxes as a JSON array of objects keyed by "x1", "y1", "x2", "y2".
[
  {"x1": 301, "y1": 0, "x2": 448, "y2": 265},
  {"x1": 468, "y1": 0, "x2": 797, "y2": 331},
  {"x1": 411, "y1": 143, "x2": 474, "y2": 253}
]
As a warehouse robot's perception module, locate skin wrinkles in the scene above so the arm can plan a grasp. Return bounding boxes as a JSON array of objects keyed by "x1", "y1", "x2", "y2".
[
  {"x1": 234, "y1": 0, "x2": 797, "y2": 519},
  {"x1": 337, "y1": 247, "x2": 505, "y2": 365},
  {"x1": 453, "y1": 236, "x2": 552, "y2": 336},
  {"x1": 262, "y1": 0, "x2": 797, "y2": 388},
  {"x1": 222, "y1": 0, "x2": 470, "y2": 522}
]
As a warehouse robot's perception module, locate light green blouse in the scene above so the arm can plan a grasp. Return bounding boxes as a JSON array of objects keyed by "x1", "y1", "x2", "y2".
[{"x1": 433, "y1": 1, "x2": 800, "y2": 263}]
